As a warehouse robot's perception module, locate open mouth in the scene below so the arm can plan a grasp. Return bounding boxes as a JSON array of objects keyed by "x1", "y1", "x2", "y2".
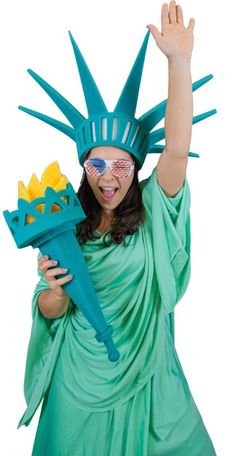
[{"x1": 99, "y1": 187, "x2": 119, "y2": 200}]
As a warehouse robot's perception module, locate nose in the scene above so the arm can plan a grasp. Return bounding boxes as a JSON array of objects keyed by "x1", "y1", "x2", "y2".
[{"x1": 102, "y1": 165, "x2": 116, "y2": 180}]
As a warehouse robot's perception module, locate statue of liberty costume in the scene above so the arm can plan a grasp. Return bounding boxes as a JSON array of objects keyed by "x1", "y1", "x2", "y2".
[{"x1": 18, "y1": 30, "x2": 217, "y2": 455}]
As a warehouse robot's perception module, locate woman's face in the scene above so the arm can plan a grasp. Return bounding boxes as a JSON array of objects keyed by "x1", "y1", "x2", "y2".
[{"x1": 85, "y1": 146, "x2": 135, "y2": 216}]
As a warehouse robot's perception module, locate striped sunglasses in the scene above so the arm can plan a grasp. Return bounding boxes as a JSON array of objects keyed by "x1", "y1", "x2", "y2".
[{"x1": 84, "y1": 158, "x2": 135, "y2": 178}]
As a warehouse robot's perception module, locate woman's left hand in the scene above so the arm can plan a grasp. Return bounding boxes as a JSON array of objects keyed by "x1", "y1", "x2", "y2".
[{"x1": 147, "y1": 1, "x2": 195, "y2": 61}]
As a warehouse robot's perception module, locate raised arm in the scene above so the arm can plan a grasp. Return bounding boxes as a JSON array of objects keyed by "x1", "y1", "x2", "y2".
[{"x1": 147, "y1": 1, "x2": 195, "y2": 197}]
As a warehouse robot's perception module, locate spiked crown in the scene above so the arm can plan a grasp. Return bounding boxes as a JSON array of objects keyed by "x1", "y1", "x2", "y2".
[{"x1": 19, "y1": 30, "x2": 216, "y2": 169}]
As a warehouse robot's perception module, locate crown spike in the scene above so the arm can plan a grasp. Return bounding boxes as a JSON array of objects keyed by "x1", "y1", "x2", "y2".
[
  {"x1": 192, "y1": 74, "x2": 213, "y2": 91},
  {"x1": 18, "y1": 106, "x2": 76, "y2": 140},
  {"x1": 149, "y1": 126, "x2": 165, "y2": 144},
  {"x1": 27, "y1": 69, "x2": 85, "y2": 128},
  {"x1": 149, "y1": 108, "x2": 217, "y2": 145},
  {"x1": 69, "y1": 31, "x2": 108, "y2": 116},
  {"x1": 139, "y1": 74, "x2": 215, "y2": 133},
  {"x1": 139, "y1": 99, "x2": 167, "y2": 132},
  {"x1": 114, "y1": 30, "x2": 150, "y2": 117},
  {"x1": 192, "y1": 109, "x2": 217, "y2": 125}
]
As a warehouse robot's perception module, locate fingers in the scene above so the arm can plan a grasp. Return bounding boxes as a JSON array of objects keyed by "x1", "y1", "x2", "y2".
[
  {"x1": 45, "y1": 267, "x2": 68, "y2": 280},
  {"x1": 161, "y1": 2, "x2": 193, "y2": 28},
  {"x1": 169, "y1": 1, "x2": 177, "y2": 24},
  {"x1": 38, "y1": 255, "x2": 49, "y2": 265},
  {"x1": 38, "y1": 256, "x2": 58, "y2": 274},
  {"x1": 161, "y1": 3, "x2": 169, "y2": 30},
  {"x1": 47, "y1": 273, "x2": 73, "y2": 290},
  {"x1": 176, "y1": 4, "x2": 184, "y2": 25},
  {"x1": 38, "y1": 255, "x2": 73, "y2": 289}
]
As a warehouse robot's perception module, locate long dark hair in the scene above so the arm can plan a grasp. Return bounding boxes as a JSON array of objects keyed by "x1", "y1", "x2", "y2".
[{"x1": 76, "y1": 160, "x2": 145, "y2": 246}]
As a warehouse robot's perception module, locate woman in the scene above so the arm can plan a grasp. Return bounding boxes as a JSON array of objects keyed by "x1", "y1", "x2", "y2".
[{"x1": 21, "y1": 2, "x2": 217, "y2": 454}]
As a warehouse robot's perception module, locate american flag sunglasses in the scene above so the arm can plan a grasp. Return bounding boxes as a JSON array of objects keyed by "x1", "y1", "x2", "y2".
[{"x1": 83, "y1": 158, "x2": 135, "y2": 178}]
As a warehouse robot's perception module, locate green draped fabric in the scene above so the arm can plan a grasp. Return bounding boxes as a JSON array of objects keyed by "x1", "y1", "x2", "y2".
[{"x1": 19, "y1": 167, "x2": 216, "y2": 455}]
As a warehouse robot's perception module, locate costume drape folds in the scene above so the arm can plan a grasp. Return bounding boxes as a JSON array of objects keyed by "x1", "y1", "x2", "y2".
[{"x1": 18, "y1": 167, "x2": 216, "y2": 455}]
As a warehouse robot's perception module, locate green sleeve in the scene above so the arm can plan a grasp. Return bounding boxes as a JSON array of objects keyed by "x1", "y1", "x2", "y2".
[
  {"x1": 19, "y1": 253, "x2": 70, "y2": 428},
  {"x1": 140, "y1": 166, "x2": 191, "y2": 313}
]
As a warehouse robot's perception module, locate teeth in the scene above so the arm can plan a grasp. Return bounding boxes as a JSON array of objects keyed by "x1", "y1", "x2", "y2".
[{"x1": 100, "y1": 187, "x2": 117, "y2": 190}]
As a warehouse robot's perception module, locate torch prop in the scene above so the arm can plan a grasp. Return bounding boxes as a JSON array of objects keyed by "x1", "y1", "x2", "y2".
[{"x1": 3, "y1": 162, "x2": 120, "y2": 362}]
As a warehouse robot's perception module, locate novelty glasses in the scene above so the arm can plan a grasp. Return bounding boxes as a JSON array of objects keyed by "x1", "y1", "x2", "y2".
[{"x1": 84, "y1": 158, "x2": 135, "y2": 178}]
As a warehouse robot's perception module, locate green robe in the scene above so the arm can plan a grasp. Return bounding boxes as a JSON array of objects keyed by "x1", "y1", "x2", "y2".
[{"x1": 19, "y1": 167, "x2": 217, "y2": 455}]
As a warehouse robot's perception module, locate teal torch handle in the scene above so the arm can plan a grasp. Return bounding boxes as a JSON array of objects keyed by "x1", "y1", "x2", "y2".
[{"x1": 34, "y1": 224, "x2": 120, "y2": 362}]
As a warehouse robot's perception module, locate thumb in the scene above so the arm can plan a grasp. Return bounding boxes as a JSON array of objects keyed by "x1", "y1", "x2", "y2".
[
  {"x1": 146, "y1": 24, "x2": 162, "y2": 44},
  {"x1": 187, "y1": 18, "x2": 195, "y2": 32}
]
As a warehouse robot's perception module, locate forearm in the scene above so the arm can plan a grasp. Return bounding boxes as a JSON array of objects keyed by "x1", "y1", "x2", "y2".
[
  {"x1": 165, "y1": 57, "x2": 193, "y2": 157},
  {"x1": 38, "y1": 289, "x2": 69, "y2": 319}
]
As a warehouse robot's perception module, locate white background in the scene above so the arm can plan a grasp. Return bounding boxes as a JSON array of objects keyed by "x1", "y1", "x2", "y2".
[{"x1": 0, "y1": 0, "x2": 235, "y2": 455}]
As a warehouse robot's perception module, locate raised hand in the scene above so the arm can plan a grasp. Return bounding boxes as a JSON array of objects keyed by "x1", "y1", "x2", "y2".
[{"x1": 147, "y1": 1, "x2": 195, "y2": 61}]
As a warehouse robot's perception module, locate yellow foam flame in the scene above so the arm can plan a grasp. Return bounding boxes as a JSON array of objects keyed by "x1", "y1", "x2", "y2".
[{"x1": 18, "y1": 162, "x2": 69, "y2": 223}]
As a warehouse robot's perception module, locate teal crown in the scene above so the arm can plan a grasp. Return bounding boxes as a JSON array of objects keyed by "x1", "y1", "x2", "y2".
[{"x1": 19, "y1": 30, "x2": 216, "y2": 169}]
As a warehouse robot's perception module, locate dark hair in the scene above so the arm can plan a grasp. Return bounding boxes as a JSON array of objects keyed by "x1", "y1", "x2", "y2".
[{"x1": 76, "y1": 160, "x2": 145, "y2": 246}]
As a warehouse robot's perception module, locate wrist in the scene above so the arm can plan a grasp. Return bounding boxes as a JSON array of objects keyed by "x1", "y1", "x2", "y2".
[
  {"x1": 38, "y1": 289, "x2": 69, "y2": 319},
  {"x1": 52, "y1": 288, "x2": 69, "y2": 305},
  {"x1": 52, "y1": 290, "x2": 69, "y2": 318},
  {"x1": 168, "y1": 55, "x2": 192, "y2": 67}
]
